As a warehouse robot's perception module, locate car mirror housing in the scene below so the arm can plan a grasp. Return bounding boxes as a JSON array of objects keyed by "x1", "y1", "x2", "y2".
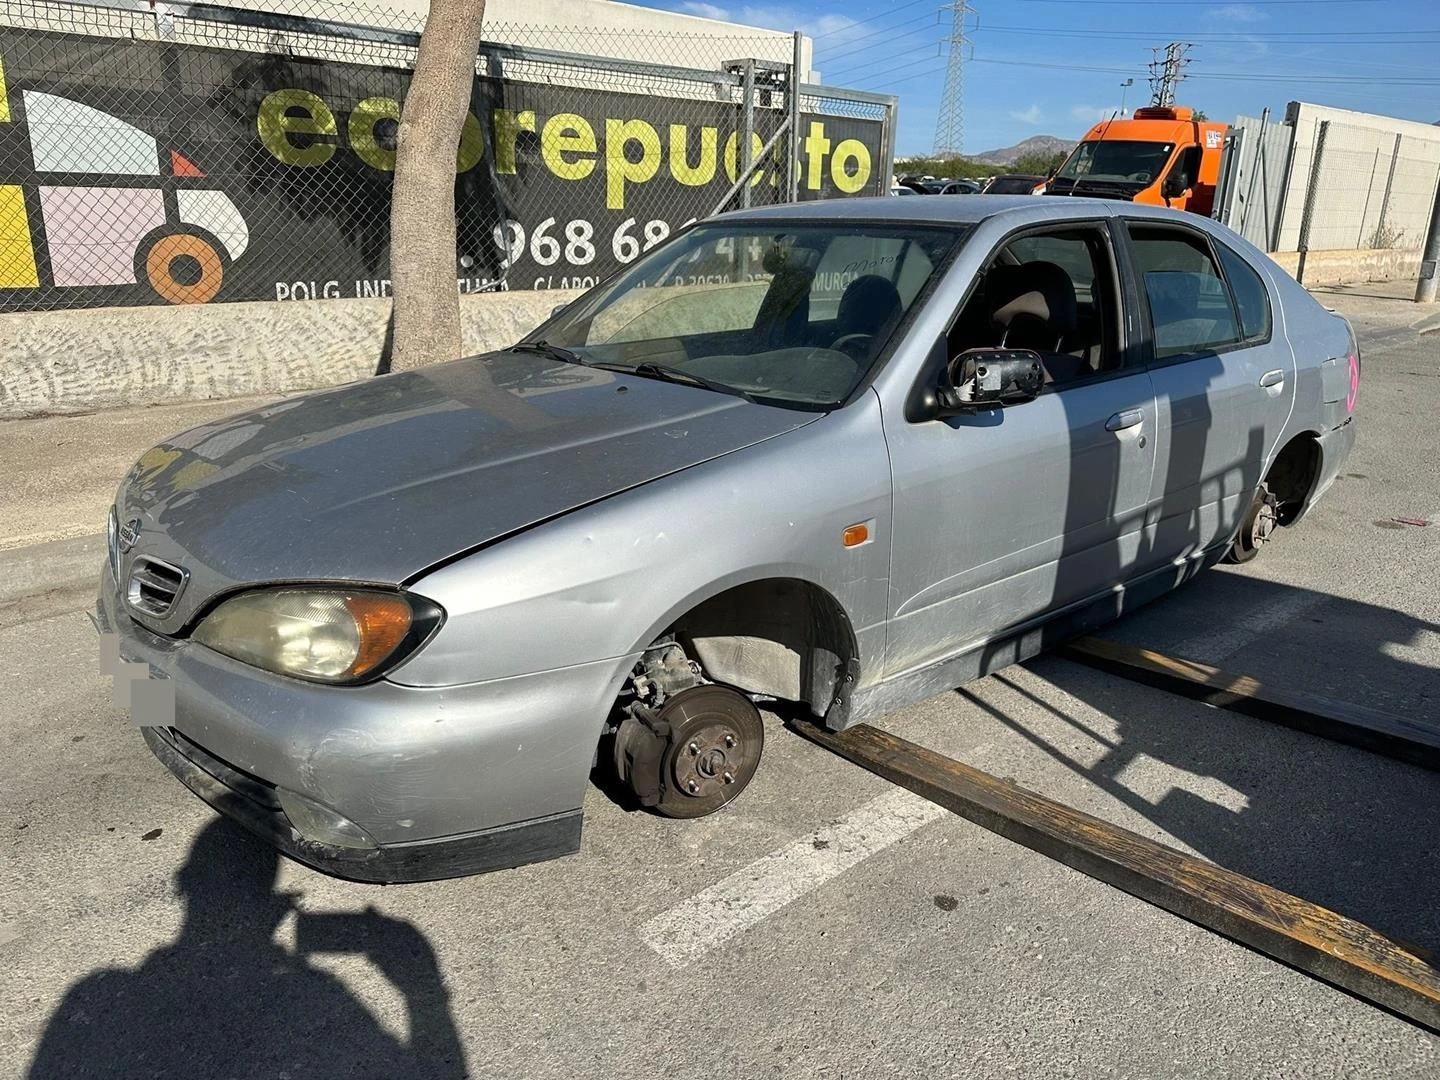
[
  {"x1": 934, "y1": 348, "x2": 1044, "y2": 414},
  {"x1": 1162, "y1": 173, "x2": 1189, "y2": 199}
]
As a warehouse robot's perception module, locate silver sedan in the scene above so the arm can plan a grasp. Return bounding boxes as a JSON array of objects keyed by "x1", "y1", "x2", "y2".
[{"x1": 98, "y1": 196, "x2": 1359, "y2": 881}]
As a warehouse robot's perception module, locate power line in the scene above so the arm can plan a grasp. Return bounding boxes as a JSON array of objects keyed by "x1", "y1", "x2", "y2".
[
  {"x1": 964, "y1": 54, "x2": 1440, "y2": 84},
  {"x1": 1009, "y1": 0, "x2": 1392, "y2": 5},
  {"x1": 809, "y1": 0, "x2": 936, "y2": 40},
  {"x1": 974, "y1": 25, "x2": 1438, "y2": 41},
  {"x1": 828, "y1": 35, "x2": 948, "y2": 84},
  {"x1": 816, "y1": 16, "x2": 940, "y2": 67},
  {"x1": 824, "y1": 22, "x2": 1440, "y2": 89},
  {"x1": 933, "y1": 0, "x2": 971, "y2": 157}
]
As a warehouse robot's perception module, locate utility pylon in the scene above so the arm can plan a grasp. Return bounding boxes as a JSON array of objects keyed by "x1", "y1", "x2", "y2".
[
  {"x1": 932, "y1": 0, "x2": 971, "y2": 158},
  {"x1": 1148, "y1": 42, "x2": 1192, "y2": 108}
]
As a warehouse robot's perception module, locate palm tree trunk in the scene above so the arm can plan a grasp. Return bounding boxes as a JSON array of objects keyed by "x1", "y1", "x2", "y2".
[{"x1": 387, "y1": 0, "x2": 487, "y2": 371}]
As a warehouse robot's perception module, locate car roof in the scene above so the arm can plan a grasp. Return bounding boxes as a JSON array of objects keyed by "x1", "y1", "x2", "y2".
[
  {"x1": 718, "y1": 195, "x2": 1239, "y2": 237},
  {"x1": 721, "y1": 194, "x2": 1096, "y2": 226}
]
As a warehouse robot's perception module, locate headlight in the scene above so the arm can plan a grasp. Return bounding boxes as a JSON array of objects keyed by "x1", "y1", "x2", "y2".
[{"x1": 193, "y1": 588, "x2": 442, "y2": 683}]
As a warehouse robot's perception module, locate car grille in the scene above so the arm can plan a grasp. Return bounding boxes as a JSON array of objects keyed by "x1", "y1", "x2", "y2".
[
  {"x1": 106, "y1": 507, "x2": 119, "y2": 581},
  {"x1": 127, "y1": 556, "x2": 187, "y2": 618}
]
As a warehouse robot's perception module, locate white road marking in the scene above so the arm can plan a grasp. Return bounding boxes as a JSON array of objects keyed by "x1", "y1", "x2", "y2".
[
  {"x1": 639, "y1": 788, "x2": 947, "y2": 967},
  {"x1": 1174, "y1": 588, "x2": 1327, "y2": 664}
]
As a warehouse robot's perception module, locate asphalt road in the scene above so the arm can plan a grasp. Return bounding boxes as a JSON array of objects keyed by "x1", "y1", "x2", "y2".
[{"x1": 2, "y1": 298, "x2": 1438, "y2": 1078}]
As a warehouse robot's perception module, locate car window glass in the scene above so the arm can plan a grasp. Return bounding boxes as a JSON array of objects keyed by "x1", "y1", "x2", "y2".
[
  {"x1": 1127, "y1": 226, "x2": 1242, "y2": 360},
  {"x1": 896, "y1": 242, "x2": 935, "y2": 308},
  {"x1": 810, "y1": 235, "x2": 932, "y2": 321},
  {"x1": 1007, "y1": 235, "x2": 1097, "y2": 303},
  {"x1": 588, "y1": 234, "x2": 773, "y2": 343},
  {"x1": 1214, "y1": 240, "x2": 1272, "y2": 343},
  {"x1": 947, "y1": 226, "x2": 1119, "y2": 386},
  {"x1": 544, "y1": 223, "x2": 959, "y2": 408}
]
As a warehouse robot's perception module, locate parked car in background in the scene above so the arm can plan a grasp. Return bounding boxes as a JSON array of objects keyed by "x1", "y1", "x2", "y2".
[
  {"x1": 101, "y1": 196, "x2": 1358, "y2": 883},
  {"x1": 890, "y1": 181, "x2": 919, "y2": 196},
  {"x1": 937, "y1": 179, "x2": 982, "y2": 195},
  {"x1": 983, "y1": 173, "x2": 1050, "y2": 195},
  {"x1": 898, "y1": 178, "x2": 981, "y2": 195}
]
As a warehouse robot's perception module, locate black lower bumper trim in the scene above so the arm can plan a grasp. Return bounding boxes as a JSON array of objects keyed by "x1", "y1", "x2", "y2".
[{"x1": 142, "y1": 726, "x2": 582, "y2": 883}]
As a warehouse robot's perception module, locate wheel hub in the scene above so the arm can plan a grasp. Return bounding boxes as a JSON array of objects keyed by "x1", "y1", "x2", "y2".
[
  {"x1": 1252, "y1": 500, "x2": 1277, "y2": 545},
  {"x1": 674, "y1": 723, "x2": 743, "y2": 798}
]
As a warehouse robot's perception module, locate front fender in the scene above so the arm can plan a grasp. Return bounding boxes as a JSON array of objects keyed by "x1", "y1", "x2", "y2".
[{"x1": 389, "y1": 393, "x2": 893, "y2": 691}]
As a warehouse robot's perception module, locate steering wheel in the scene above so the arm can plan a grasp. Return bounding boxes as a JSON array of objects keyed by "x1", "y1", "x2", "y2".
[{"x1": 827, "y1": 332, "x2": 874, "y2": 361}]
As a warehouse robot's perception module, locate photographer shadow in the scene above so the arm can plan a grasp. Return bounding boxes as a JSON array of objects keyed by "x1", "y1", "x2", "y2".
[{"x1": 27, "y1": 818, "x2": 467, "y2": 1079}]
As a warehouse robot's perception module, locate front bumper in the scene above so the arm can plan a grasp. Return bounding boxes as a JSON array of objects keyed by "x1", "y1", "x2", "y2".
[
  {"x1": 142, "y1": 724, "x2": 579, "y2": 882},
  {"x1": 98, "y1": 561, "x2": 628, "y2": 882}
]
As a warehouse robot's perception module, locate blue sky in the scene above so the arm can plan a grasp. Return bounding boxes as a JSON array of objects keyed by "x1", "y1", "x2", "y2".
[{"x1": 628, "y1": 0, "x2": 1439, "y2": 157}]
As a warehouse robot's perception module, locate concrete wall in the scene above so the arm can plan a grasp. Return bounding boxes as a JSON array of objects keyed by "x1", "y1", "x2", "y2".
[
  {"x1": 1270, "y1": 247, "x2": 1421, "y2": 287},
  {"x1": 1275, "y1": 102, "x2": 1440, "y2": 253},
  {"x1": 0, "y1": 289, "x2": 582, "y2": 418},
  {"x1": 118, "y1": 0, "x2": 816, "y2": 77}
]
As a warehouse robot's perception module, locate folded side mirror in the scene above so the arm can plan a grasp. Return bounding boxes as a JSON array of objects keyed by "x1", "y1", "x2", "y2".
[{"x1": 936, "y1": 348, "x2": 1044, "y2": 413}]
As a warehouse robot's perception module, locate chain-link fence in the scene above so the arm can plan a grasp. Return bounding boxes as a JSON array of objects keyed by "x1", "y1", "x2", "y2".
[
  {"x1": 0, "y1": 0, "x2": 895, "y2": 311},
  {"x1": 1294, "y1": 121, "x2": 1440, "y2": 256}
]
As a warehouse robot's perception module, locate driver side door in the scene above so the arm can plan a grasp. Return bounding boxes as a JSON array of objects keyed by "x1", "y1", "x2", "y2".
[{"x1": 881, "y1": 219, "x2": 1159, "y2": 677}]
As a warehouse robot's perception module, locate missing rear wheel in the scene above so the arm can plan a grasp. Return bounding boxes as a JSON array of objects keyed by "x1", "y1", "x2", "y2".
[{"x1": 1226, "y1": 482, "x2": 1278, "y2": 564}]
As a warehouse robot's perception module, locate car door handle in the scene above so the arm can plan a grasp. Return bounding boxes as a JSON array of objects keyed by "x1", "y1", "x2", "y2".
[
  {"x1": 1259, "y1": 369, "x2": 1285, "y2": 388},
  {"x1": 1105, "y1": 409, "x2": 1144, "y2": 432}
]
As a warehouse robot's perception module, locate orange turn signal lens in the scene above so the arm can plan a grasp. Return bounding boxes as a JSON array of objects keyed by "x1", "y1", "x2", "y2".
[
  {"x1": 344, "y1": 593, "x2": 415, "y2": 677},
  {"x1": 842, "y1": 523, "x2": 870, "y2": 548}
]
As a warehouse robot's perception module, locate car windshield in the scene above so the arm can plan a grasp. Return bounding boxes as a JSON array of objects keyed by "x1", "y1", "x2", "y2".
[
  {"x1": 1055, "y1": 140, "x2": 1176, "y2": 186},
  {"x1": 532, "y1": 222, "x2": 962, "y2": 409}
]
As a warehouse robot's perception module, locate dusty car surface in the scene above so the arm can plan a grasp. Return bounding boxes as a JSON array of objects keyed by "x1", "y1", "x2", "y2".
[{"x1": 98, "y1": 196, "x2": 1359, "y2": 882}]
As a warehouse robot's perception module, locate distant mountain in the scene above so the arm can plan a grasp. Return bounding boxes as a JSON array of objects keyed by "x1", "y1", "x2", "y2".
[{"x1": 968, "y1": 135, "x2": 1077, "y2": 167}]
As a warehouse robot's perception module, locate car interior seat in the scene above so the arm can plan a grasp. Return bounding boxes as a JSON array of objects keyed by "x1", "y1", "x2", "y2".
[
  {"x1": 986, "y1": 261, "x2": 1087, "y2": 383},
  {"x1": 752, "y1": 244, "x2": 819, "y2": 349},
  {"x1": 834, "y1": 274, "x2": 904, "y2": 343}
]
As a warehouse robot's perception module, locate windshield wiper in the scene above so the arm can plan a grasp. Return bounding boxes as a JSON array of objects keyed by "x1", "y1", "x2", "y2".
[
  {"x1": 591, "y1": 361, "x2": 761, "y2": 404},
  {"x1": 510, "y1": 340, "x2": 586, "y2": 365}
]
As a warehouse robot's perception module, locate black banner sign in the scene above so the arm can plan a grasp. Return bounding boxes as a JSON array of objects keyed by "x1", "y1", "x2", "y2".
[{"x1": 0, "y1": 28, "x2": 885, "y2": 310}]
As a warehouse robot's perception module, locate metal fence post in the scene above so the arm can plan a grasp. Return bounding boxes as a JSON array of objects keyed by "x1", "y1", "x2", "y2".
[
  {"x1": 740, "y1": 59, "x2": 754, "y2": 210},
  {"x1": 1271, "y1": 119, "x2": 1301, "y2": 254},
  {"x1": 1295, "y1": 120, "x2": 1329, "y2": 285},
  {"x1": 1238, "y1": 107, "x2": 1268, "y2": 240},
  {"x1": 1417, "y1": 172, "x2": 1440, "y2": 304},
  {"x1": 787, "y1": 30, "x2": 802, "y2": 203},
  {"x1": 881, "y1": 98, "x2": 899, "y2": 194},
  {"x1": 1377, "y1": 134, "x2": 1402, "y2": 246},
  {"x1": 1358, "y1": 146, "x2": 1381, "y2": 249}
]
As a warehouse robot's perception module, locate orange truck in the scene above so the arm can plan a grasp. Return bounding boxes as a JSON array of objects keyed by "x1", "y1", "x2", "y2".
[{"x1": 1044, "y1": 106, "x2": 1229, "y2": 215}]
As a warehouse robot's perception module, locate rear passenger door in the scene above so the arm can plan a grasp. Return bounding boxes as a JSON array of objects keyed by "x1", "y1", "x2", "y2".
[{"x1": 1122, "y1": 221, "x2": 1289, "y2": 561}]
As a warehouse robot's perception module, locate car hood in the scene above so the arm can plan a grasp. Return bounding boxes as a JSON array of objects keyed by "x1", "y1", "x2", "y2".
[{"x1": 116, "y1": 352, "x2": 818, "y2": 622}]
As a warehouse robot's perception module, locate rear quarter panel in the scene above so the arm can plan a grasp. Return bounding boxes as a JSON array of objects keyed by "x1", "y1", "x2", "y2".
[{"x1": 1250, "y1": 243, "x2": 1358, "y2": 504}]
